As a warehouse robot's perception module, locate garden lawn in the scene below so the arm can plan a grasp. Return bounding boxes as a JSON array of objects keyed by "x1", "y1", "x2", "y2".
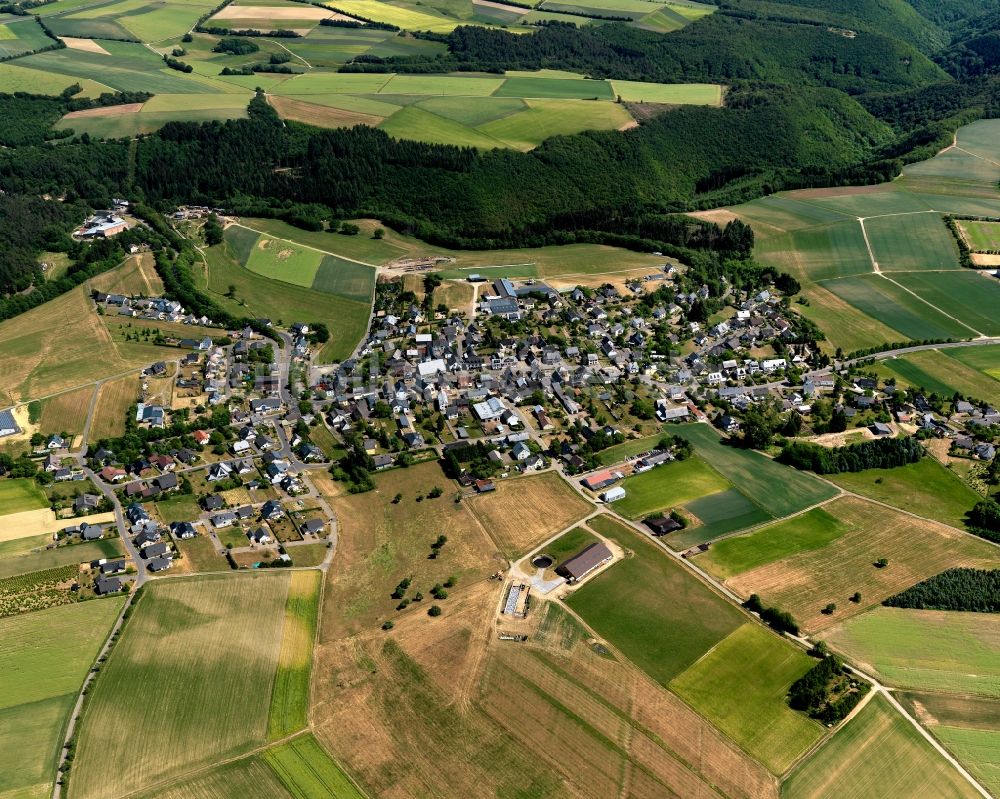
[
  {"x1": 783, "y1": 695, "x2": 981, "y2": 799},
  {"x1": 671, "y1": 623, "x2": 823, "y2": 774},
  {"x1": 674, "y1": 424, "x2": 837, "y2": 518},
  {"x1": 696, "y1": 505, "x2": 847, "y2": 580},
  {"x1": 822, "y1": 607, "x2": 1000, "y2": 698},
  {"x1": 69, "y1": 573, "x2": 291, "y2": 799},
  {"x1": 826, "y1": 457, "x2": 980, "y2": 530},
  {"x1": 614, "y1": 456, "x2": 730, "y2": 519},
  {"x1": 0, "y1": 598, "x2": 124, "y2": 799},
  {"x1": 567, "y1": 515, "x2": 743, "y2": 684}
]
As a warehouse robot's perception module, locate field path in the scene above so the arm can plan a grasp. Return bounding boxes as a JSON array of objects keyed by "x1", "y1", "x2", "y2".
[{"x1": 268, "y1": 38, "x2": 311, "y2": 68}]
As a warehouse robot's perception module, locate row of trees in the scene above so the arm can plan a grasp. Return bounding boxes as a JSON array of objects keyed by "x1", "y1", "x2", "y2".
[
  {"x1": 884, "y1": 568, "x2": 1000, "y2": 612},
  {"x1": 777, "y1": 436, "x2": 924, "y2": 474}
]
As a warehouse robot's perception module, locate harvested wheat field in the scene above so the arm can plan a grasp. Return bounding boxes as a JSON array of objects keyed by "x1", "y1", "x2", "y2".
[
  {"x1": 0, "y1": 509, "x2": 116, "y2": 542},
  {"x1": 89, "y1": 253, "x2": 163, "y2": 297},
  {"x1": 38, "y1": 384, "x2": 94, "y2": 437},
  {"x1": 464, "y1": 471, "x2": 594, "y2": 558},
  {"x1": 268, "y1": 96, "x2": 383, "y2": 130},
  {"x1": 727, "y1": 496, "x2": 1000, "y2": 633},
  {"x1": 63, "y1": 103, "x2": 142, "y2": 119},
  {"x1": 59, "y1": 37, "x2": 110, "y2": 54},
  {"x1": 89, "y1": 372, "x2": 139, "y2": 441}
]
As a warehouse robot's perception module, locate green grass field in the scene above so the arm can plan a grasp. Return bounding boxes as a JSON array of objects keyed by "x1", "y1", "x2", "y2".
[
  {"x1": 69, "y1": 573, "x2": 291, "y2": 799},
  {"x1": 824, "y1": 273, "x2": 975, "y2": 342},
  {"x1": 864, "y1": 213, "x2": 960, "y2": 272},
  {"x1": 0, "y1": 18, "x2": 52, "y2": 59},
  {"x1": 0, "y1": 598, "x2": 124, "y2": 799},
  {"x1": 674, "y1": 424, "x2": 838, "y2": 518},
  {"x1": 0, "y1": 539, "x2": 124, "y2": 580},
  {"x1": 826, "y1": 457, "x2": 980, "y2": 530},
  {"x1": 567, "y1": 515, "x2": 744, "y2": 684},
  {"x1": 245, "y1": 235, "x2": 326, "y2": 286},
  {"x1": 610, "y1": 79, "x2": 721, "y2": 104},
  {"x1": 945, "y1": 343, "x2": 1000, "y2": 381},
  {"x1": 614, "y1": 456, "x2": 730, "y2": 519},
  {"x1": 676, "y1": 488, "x2": 773, "y2": 547},
  {"x1": 895, "y1": 271, "x2": 1000, "y2": 337},
  {"x1": 823, "y1": 607, "x2": 1000, "y2": 698},
  {"x1": 934, "y1": 727, "x2": 1000, "y2": 798},
  {"x1": 877, "y1": 350, "x2": 991, "y2": 398},
  {"x1": 697, "y1": 506, "x2": 848, "y2": 580},
  {"x1": 671, "y1": 623, "x2": 823, "y2": 774},
  {"x1": 957, "y1": 219, "x2": 1000, "y2": 251},
  {"x1": 268, "y1": 570, "x2": 321, "y2": 740},
  {"x1": 783, "y1": 694, "x2": 980, "y2": 799},
  {"x1": 0, "y1": 478, "x2": 49, "y2": 515},
  {"x1": 263, "y1": 734, "x2": 366, "y2": 799},
  {"x1": 203, "y1": 239, "x2": 369, "y2": 361},
  {"x1": 540, "y1": 526, "x2": 601, "y2": 565}
]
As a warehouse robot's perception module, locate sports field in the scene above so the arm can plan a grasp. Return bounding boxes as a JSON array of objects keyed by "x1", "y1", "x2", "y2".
[
  {"x1": 69, "y1": 573, "x2": 292, "y2": 799},
  {"x1": 465, "y1": 471, "x2": 594, "y2": 558},
  {"x1": 674, "y1": 423, "x2": 838, "y2": 518},
  {"x1": 567, "y1": 515, "x2": 744, "y2": 684},
  {"x1": 696, "y1": 505, "x2": 848, "y2": 580},
  {"x1": 671, "y1": 623, "x2": 823, "y2": 774},
  {"x1": 826, "y1": 457, "x2": 981, "y2": 530},
  {"x1": 823, "y1": 608, "x2": 1000, "y2": 698},
  {"x1": 0, "y1": 478, "x2": 48, "y2": 516},
  {"x1": 727, "y1": 496, "x2": 1000, "y2": 633},
  {"x1": 785, "y1": 695, "x2": 980, "y2": 799},
  {"x1": 0, "y1": 599, "x2": 124, "y2": 799},
  {"x1": 268, "y1": 570, "x2": 321, "y2": 740}
]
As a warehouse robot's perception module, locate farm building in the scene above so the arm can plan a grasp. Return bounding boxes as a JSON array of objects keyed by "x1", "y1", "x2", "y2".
[
  {"x1": 77, "y1": 213, "x2": 128, "y2": 239},
  {"x1": 581, "y1": 470, "x2": 622, "y2": 491},
  {"x1": 645, "y1": 516, "x2": 683, "y2": 536},
  {"x1": 557, "y1": 543, "x2": 613, "y2": 583},
  {"x1": 601, "y1": 486, "x2": 626, "y2": 503},
  {"x1": 0, "y1": 408, "x2": 19, "y2": 437}
]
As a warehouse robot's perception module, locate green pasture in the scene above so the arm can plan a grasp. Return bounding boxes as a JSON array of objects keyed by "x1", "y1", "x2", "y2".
[
  {"x1": 672, "y1": 623, "x2": 822, "y2": 774},
  {"x1": 674, "y1": 424, "x2": 838, "y2": 518},
  {"x1": 823, "y1": 607, "x2": 1000, "y2": 698},
  {"x1": 783, "y1": 695, "x2": 981, "y2": 799},
  {"x1": 878, "y1": 348, "x2": 1000, "y2": 402},
  {"x1": 672, "y1": 488, "x2": 772, "y2": 547},
  {"x1": 223, "y1": 224, "x2": 260, "y2": 266},
  {"x1": 69, "y1": 574, "x2": 291, "y2": 799},
  {"x1": 379, "y1": 104, "x2": 508, "y2": 149},
  {"x1": 596, "y1": 430, "x2": 668, "y2": 465},
  {"x1": 945, "y1": 343, "x2": 1000, "y2": 381},
  {"x1": 904, "y1": 148, "x2": 1000, "y2": 187},
  {"x1": 477, "y1": 98, "x2": 633, "y2": 150},
  {"x1": 277, "y1": 71, "x2": 393, "y2": 94},
  {"x1": 264, "y1": 734, "x2": 365, "y2": 799},
  {"x1": 311, "y1": 255, "x2": 375, "y2": 302},
  {"x1": 805, "y1": 189, "x2": 932, "y2": 219},
  {"x1": 934, "y1": 726, "x2": 1000, "y2": 798},
  {"x1": 797, "y1": 281, "x2": 904, "y2": 353},
  {"x1": 0, "y1": 18, "x2": 53, "y2": 59},
  {"x1": 614, "y1": 456, "x2": 730, "y2": 518},
  {"x1": 827, "y1": 458, "x2": 979, "y2": 530},
  {"x1": 824, "y1": 274, "x2": 974, "y2": 341},
  {"x1": 414, "y1": 95, "x2": 526, "y2": 127},
  {"x1": 0, "y1": 62, "x2": 110, "y2": 97},
  {"x1": 731, "y1": 194, "x2": 853, "y2": 232},
  {"x1": 245, "y1": 236, "x2": 326, "y2": 286},
  {"x1": 496, "y1": 75, "x2": 615, "y2": 100},
  {"x1": 0, "y1": 478, "x2": 48, "y2": 515},
  {"x1": 775, "y1": 221, "x2": 874, "y2": 282},
  {"x1": 237, "y1": 217, "x2": 403, "y2": 263},
  {"x1": 864, "y1": 213, "x2": 960, "y2": 272},
  {"x1": 631, "y1": 6, "x2": 687, "y2": 31},
  {"x1": 957, "y1": 220, "x2": 1000, "y2": 251},
  {"x1": 0, "y1": 539, "x2": 124, "y2": 580},
  {"x1": 955, "y1": 118, "x2": 1000, "y2": 163},
  {"x1": 381, "y1": 73, "x2": 505, "y2": 96},
  {"x1": 540, "y1": 526, "x2": 601, "y2": 565},
  {"x1": 612, "y1": 80, "x2": 722, "y2": 104},
  {"x1": 696, "y1": 506, "x2": 847, "y2": 580},
  {"x1": 895, "y1": 271, "x2": 1000, "y2": 336},
  {"x1": 0, "y1": 599, "x2": 124, "y2": 799},
  {"x1": 203, "y1": 242, "x2": 370, "y2": 361},
  {"x1": 567, "y1": 515, "x2": 744, "y2": 684}
]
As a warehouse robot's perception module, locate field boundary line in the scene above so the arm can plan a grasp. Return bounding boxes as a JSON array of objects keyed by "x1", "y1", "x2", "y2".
[
  {"x1": 953, "y1": 145, "x2": 1000, "y2": 169},
  {"x1": 769, "y1": 195, "x2": 859, "y2": 221},
  {"x1": 878, "y1": 273, "x2": 985, "y2": 337},
  {"x1": 266, "y1": 37, "x2": 311, "y2": 68}
]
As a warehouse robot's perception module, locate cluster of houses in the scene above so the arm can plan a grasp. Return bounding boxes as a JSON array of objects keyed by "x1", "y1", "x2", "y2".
[
  {"x1": 126, "y1": 503, "x2": 174, "y2": 573},
  {"x1": 93, "y1": 292, "x2": 217, "y2": 329}
]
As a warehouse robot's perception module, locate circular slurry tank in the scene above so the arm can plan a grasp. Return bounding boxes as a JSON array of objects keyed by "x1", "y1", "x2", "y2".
[{"x1": 532, "y1": 554, "x2": 554, "y2": 569}]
